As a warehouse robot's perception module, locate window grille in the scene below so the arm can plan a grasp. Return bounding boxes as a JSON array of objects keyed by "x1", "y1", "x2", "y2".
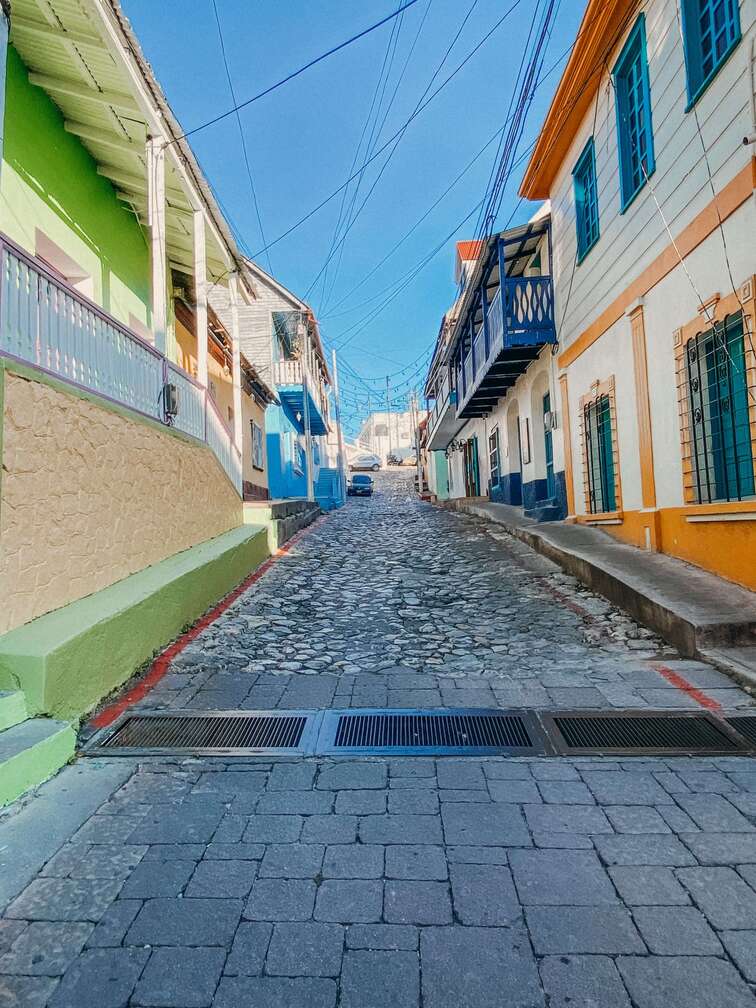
[
  {"x1": 685, "y1": 312, "x2": 755, "y2": 503},
  {"x1": 613, "y1": 15, "x2": 655, "y2": 211},
  {"x1": 584, "y1": 395, "x2": 617, "y2": 513}
]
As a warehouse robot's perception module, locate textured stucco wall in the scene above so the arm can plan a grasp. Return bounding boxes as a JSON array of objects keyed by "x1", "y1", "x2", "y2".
[{"x1": 0, "y1": 370, "x2": 243, "y2": 635}]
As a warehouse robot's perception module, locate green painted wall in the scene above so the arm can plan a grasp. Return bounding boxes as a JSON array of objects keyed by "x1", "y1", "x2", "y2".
[
  {"x1": 0, "y1": 524, "x2": 270, "y2": 720},
  {"x1": 0, "y1": 46, "x2": 150, "y2": 330}
]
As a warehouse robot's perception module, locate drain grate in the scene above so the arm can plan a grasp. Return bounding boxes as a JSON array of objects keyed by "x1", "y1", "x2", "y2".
[
  {"x1": 317, "y1": 709, "x2": 544, "y2": 755},
  {"x1": 726, "y1": 716, "x2": 756, "y2": 748},
  {"x1": 546, "y1": 711, "x2": 741, "y2": 755},
  {"x1": 84, "y1": 711, "x2": 314, "y2": 755}
]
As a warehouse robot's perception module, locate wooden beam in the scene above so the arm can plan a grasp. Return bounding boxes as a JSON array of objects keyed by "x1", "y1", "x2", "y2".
[
  {"x1": 28, "y1": 73, "x2": 140, "y2": 114},
  {"x1": 98, "y1": 165, "x2": 190, "y2": 205},
  {"x1": 11, "y1": 15, "x2": 103, "y2": 47},
  {"x1": 64, "y1": 120, "x2": 142, "y2": 155}
]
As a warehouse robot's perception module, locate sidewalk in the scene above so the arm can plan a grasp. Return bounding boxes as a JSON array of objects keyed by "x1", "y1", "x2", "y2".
[{"x1": 442, "y1": 498, "x2": 756, "y2": 687}]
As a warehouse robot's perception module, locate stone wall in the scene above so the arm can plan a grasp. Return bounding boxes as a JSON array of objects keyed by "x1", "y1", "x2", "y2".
[{"x1": 0, "y1": 368, "x2": 243, "y2": 635}]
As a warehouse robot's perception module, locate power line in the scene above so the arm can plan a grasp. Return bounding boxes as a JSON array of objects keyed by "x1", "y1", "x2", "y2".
[
  {"x1": 249, "y1": 0, "x2": 526, "y2": 259},
  {"x1": 314, "y1": 0, "x2": 480, "y2": 312},
  {"x1": 318, "y1": 0, "x2": 433, "y2": 313},
  {"x1": 171, "y1": 0, "x2": 422, "y2": 144},
  {"x1": 312, "y1": 7, "x2": 409, "y2": 310},
  {"x1": 210, "y1": 0, "x2": 272, "y2": 273}
]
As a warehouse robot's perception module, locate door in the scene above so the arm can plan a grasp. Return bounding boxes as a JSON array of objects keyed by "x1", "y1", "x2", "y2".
[
  {"x1": 463, "y1": 437, "x2": 481, "y2": 497},
  {"x1": 543, "y1": 392, "x2": 555, "y2": 499}
]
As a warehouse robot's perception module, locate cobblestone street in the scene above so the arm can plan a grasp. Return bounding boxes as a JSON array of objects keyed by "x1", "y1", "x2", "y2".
[{"x1": 2, "y1": 472, "x2": 756, "y2": 1007}]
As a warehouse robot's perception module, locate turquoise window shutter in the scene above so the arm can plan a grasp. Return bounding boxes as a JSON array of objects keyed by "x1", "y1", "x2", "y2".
[
  {"x1": 681, "y1": 0, "x2": 741, "y2": 107},
  {"x1": 612, "y1": 14, "x2": 655, "y2": 212}
]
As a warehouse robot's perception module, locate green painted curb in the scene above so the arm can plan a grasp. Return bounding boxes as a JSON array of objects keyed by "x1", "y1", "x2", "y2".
[
  {"x1": 0, "y1": 721, "x2": 76, "y2": 807},
  {"x1": 0, "y1": 525, "x2": 270, "y2": 720}
]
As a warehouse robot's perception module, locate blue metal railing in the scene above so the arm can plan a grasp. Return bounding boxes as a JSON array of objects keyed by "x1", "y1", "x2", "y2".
[{"x1": 0, "y1": 234, "x2": 242, "y2": 494}]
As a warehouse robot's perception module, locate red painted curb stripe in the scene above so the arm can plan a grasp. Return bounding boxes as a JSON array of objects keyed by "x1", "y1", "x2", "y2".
[
  {"x1": 650, "y1": 663, "x2": 722, "y2": 712},
  {"x1": 90, "y1": 517, "x2": 324, "y2": 730}
]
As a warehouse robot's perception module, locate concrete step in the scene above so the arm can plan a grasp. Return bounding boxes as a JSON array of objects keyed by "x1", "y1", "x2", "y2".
[
  {"x1": 0, "y1": 691, "x2": 27, "y2": 732},
  {"x1": 0, "y1": 718, "x2": 76, "y2": 807}
]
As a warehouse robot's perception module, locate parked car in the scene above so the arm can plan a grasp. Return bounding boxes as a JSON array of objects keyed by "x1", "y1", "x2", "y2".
[
  {"x1": 350, "y1": 453, "x2": 381, "y2": 472},
  {"x1": 347, "y1": 474, "x2": 374, "y2": 497}
]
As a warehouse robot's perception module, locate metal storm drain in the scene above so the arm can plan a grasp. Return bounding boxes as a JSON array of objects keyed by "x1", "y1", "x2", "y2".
[
  {"x1": 727, "y1": 716, "x2": 756, "y2": 747},
  {"x1": 544, "y1": 711, "x2": 743, "y2": 756},
  {"x1": 82, "y1": 708, "x2": 756, "y2": 758},
  {"x1": 84, "y1": 711, "x2": 316, "y2": 756},
  {"x1": 316, "y1": 709, "x2": 545, "y2": 756}
]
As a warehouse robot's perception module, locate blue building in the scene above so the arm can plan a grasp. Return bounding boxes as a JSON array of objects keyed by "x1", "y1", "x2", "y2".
[{"x1": 217, "y1": 263, "x2": 343, "y2": 510}]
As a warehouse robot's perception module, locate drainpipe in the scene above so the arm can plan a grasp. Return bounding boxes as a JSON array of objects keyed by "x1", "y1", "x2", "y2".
[
  {"x1": 0, "y1": 2, "x2": 8, "y2": 179},
  {"x1": 301, "y1": 316, "x2": 315, "y2": 503}
]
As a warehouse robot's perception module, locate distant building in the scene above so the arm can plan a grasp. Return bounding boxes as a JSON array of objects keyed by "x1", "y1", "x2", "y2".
[{"x1": 357, "y1": 409, "x2": 427, "y2": 462}]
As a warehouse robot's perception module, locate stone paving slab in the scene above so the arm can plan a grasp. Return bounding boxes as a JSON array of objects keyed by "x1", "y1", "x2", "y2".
[{"x1": 2, "y1": 474, "x2": 756, "y2": 1005}]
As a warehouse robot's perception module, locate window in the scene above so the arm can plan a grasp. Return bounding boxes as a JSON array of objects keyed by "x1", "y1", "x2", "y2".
[
  {"x1": 272, "y1": 311, "x2": 299, "y2": 360},
  {"x1": 612, "y1": 15, "x2": 655, "y2": 212},
  {"x1": 573, "y1": 138, "x2": 600, "y2": 261},
  {"x1": 584, "y1": 395, "x2": 617, "y2": 513},
  {"x1": 685, "y1": 312, "x2": 754, "y2": 503},
  {"x1": 374, "y1": 424, "x2": 389, "y2": 437},
  {"x1": 250, "y1": 420, "x2": 264, "y2": 471},
  {"x1": 489, "y1": 427, "x2": 501, "y2": 486},
  {"x1": 681, "y1": 0, "x2": 741, "y2": 107}
]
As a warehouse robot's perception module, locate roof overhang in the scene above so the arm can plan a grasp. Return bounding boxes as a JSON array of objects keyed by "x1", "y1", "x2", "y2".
[
  {"x1": 519, "y1": 0, "x2": 635, "y2": 200},
  {"x1": 8, "y1": 0, "x2": 252, "y2": 296}
]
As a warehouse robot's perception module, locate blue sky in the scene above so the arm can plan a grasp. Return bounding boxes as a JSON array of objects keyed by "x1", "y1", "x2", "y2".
[{"x1": 123, "y1": 0, "x2": 583, "y2": 435}]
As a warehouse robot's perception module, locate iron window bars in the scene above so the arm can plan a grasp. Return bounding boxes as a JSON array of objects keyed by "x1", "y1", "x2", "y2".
[
  {"x1": 584, "y1": 394, "x2": 616, "y2": 513},
  {"x1": 685, "y1": 311, "x2": 755, "y2": 504}
]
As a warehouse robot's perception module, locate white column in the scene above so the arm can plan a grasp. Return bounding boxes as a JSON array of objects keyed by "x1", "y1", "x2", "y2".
[
  {"x1": 302, "y1": 346, "x2": 315, "y2": 502},
  {"x1": 193, "y1": 210, "x2": 208, "y2": 387},
  {"x1": 332, "y1": 349, "x2": 347, "y2": 503},
  {"x1": 146, "y1": 137, "x2": 167, "y2": 354},
  {"x1": 229, "y1": 272, "x2": 244, "y2": 452}
]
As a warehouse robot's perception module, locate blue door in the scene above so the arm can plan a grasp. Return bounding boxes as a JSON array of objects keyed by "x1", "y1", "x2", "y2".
[{"x1": 543, "y1": 392, "x2": 555, "y2": 499}]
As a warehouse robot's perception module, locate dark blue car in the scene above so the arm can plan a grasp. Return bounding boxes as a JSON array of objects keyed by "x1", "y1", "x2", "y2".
[{"x1": 348, "y1": 474, "x2": 374, "y2": 497}]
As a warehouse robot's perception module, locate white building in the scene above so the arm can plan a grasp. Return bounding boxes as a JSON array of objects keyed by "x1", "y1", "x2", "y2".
[
  {"x1": 358, "y1": 409, "x2": 426, "y2": 462},
  {"x1": 424, "y1": 0, "x2": 756, "y2": 591}
]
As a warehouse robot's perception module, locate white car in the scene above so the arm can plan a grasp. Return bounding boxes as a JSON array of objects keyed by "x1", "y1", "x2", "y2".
[{"x1": 350, "y1": 453, "x2": 382, "y2": 472}]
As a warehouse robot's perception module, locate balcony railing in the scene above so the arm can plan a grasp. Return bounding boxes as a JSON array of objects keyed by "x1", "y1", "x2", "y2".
[
  {"x1": 461, "y1": 276, "x2": 556, "y2": 390},
  {"x1": 0, "y1": 234, "x2": 242, "y2": 494},
  {"x1": 273, "y1": 357, "x2": 329, "y2": 425}
]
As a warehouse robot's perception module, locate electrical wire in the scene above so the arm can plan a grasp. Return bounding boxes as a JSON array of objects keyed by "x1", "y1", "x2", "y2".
[
  {"x1": 210, "y1": 0, "x2": 272, "y2": 273},
  {"x1": 170, "y1": 0, "x2": 422, "y2": 144},
  {"x1": 249, "y1": 0, "x2": 526, "y2": 260},
  {"x1": 318, "y1": 0, "x2": 434, "y2": 313},
  {"x1": 313, "y1": 0, "x2": 481, "y2": 313},
  {"x1": 313, "y1": 7, "x2": 409, "y2": 310}
]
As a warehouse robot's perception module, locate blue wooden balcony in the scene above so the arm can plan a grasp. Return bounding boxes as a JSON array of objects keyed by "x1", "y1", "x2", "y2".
[
  {"x1": 273, "y1": 359, "x2": 329, "y2": 436},
  {"x1": 451, "y1": 219, "x2": 557, "y2": 421}
]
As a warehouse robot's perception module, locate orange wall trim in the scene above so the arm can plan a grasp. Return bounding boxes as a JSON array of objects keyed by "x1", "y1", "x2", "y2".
[
  {"x1": 558, "y1": 159, "x2": 756, "y2": 369},
  {"x1": 588, "y1": 505, "x2": 756, "y2": 590},
  {"x1": 629, "y1": 304, "x2": 657, "y2": 510}
]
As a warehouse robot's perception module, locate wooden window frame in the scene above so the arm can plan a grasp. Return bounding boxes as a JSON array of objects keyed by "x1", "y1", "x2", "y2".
[
  {"x1": 612, "y1": 14, "x2": 656, "y2": 213},
  {"x1": 681, "y1": 0, "x2": 741, "y2": 110}
]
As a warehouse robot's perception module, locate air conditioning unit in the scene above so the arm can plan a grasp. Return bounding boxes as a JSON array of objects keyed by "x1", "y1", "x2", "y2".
[
  {"x1": 543, "y1": 410, "x2": 558, "y2": 431},
  {"x1": 163, "y1": 382, "x2": 179, "y2": 418}
]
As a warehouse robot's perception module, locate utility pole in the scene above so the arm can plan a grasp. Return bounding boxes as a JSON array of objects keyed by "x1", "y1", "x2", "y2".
[
  {"x1": 300, "y1": 314, "x2": 315, "y2": 502},
  {"x1": 386, "y1": 376, "x2": 392, "y2": 463},
  {"x1": 412, "y1": 390, "x2": 422, "y2": 493},
  {"x1": 331, "y1": 349, "x2": 347, "y2": 504}
]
